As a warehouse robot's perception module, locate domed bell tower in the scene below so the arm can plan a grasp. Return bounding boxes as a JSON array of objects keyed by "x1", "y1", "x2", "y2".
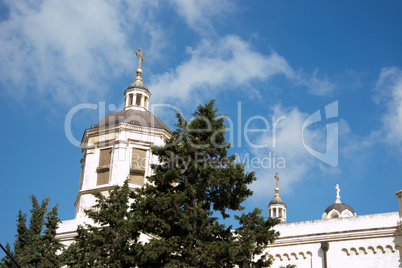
[
  {"x1": 124, "y1": 49, "x2": 151, "y2": 111},
  {"x1": 268, "y1": 173, "x2": 287, "y2": 222},
  {"x1": 75, "y1": 49, "x2": 171, "y2": 219}
]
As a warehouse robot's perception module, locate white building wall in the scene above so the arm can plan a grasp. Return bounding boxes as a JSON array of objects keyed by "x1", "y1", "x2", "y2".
[
  {"x1": 109, "y1": 141, "x2": 129, "y2": 185},
  {"x1": 59, "y1": 123, "x2": 171, "y2": 236},
  {"x1": 265, "y1": 212, "x2": 401, "y2": 268}
]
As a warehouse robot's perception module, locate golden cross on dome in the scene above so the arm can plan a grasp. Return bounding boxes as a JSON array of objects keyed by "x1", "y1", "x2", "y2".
[
  {"x1": 275, "y1": 172, "x2": 279, "y2": 188},
  {"x1": 135, "y1": 48, "x2": 145, "y2": 69}
]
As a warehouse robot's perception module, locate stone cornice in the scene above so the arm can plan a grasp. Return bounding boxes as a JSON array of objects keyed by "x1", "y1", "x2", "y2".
[
  {"x1": 267, "y1": 226, "x2": 399, "y2": 247},
  {"x1": 74, "y1": 185, "x2": 142, "y2": 207},
  {"x1": 81, "y1": 123, "x2": 172, "y2": 149},
  {"x1": 56, "y1": 230, "x2": 77, "y2": 242},
  {"x1": 124, "y1": 87, "x2": 150, "y2": 96},
  {"x1": 395, "y1": 190, "x2": 402, "y2": 198}
]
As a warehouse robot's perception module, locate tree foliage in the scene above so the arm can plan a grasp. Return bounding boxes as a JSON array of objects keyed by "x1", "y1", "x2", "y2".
[
  {"x1": 62, "y1": 180, "x2": 141, "y2": 267},
  {"x1": 1, "y1": 196, "x2": 63, "y2": 267},
  {"x1": 61, "y1": 100, "x2": 280, "y2": 267},
  {"x1": 131, "y1": 100, "x2": 280, "y2": 267}
]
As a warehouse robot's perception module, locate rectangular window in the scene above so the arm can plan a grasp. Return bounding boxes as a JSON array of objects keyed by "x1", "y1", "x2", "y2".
[
  {"x1": 97, "y1": 148, "x2": 112, "y2": 185},
  {"x1": 129, "y1": 148, "x2": 146, "y2": 185},
  {"x1": 129, "y1": 171, "x2": 145, "y2": 185},
  {"x1": 136, "y1": 94, "x2": 142, "y2": 106},
  {"x1": 128, "y1": 94, "x2": 133, "y2": 106}
]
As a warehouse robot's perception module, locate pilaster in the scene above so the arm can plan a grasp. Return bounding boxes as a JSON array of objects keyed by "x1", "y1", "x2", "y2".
[
  {"x1": 395, "y1": 190, "x2": 402, "y2": 230},
  {"x1": 109, "y1": 139, "x2": 130, "y2": 186}
]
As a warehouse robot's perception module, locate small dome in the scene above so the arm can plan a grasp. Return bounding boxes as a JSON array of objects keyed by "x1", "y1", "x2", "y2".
[
  {"x1": 96, "y1": 109, "x2": 171, "y2": 133},
  {"x1": 321, "y1": 184, "x2": 357, "y2": 220},
  {"x1": 127, "y1": 80, "x2": 149, "y2": 92},
  {"x1": 324, "y1": 203, "x2": 356, "y2": 215},
  {"x1": 322, "y1": 202, "x2": 357, "y2": 220},
  {"x1": 269, "y1": 196, "x2": 286, "y2": 206}
]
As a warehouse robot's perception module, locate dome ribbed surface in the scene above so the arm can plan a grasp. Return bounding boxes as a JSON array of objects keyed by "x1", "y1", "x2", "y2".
[
  {"x1": 269, "y1": 197, "x2": 286, "y2": 206},
  {"x1": 127, "y1": 80, "x2": 149, "y2": 92},
  {"x1": 96, "y1": 109, "x2": 171, "y2": 133},
  {"x1": 324, "y1": 203, "x2": 355, "y2": 214}
]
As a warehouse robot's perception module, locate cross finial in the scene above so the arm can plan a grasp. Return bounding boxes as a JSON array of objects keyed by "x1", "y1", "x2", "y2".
[
  {"x1": 134, "y1": 48, "x2": 145, "y2": 82},
  {"x1": 135, "y1": 48, "x2": 145, "y2": 69},
  {"x1": 335, "y1": 184, "x2": 341, "y2": 204},
  {"x1": 275, "y1": 172, "x2": 280, "y2": 188},
  {"x1": 274, "y1": 172, "x2": 280, "y2": 198}
]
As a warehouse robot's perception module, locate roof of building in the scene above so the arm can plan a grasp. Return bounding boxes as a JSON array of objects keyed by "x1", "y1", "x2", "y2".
[
  {"x1": 324, "y1": 203, "x2": 356, "y2": 214},
  {"x1": 269, "y1": 196, "x2": 286, "y2": 206},
  {"x1": 96, "y1": 109, "x2": 171, "y2": 133},
  {"x1": 126, "y1": 80, "x2": 149, "y2": 92}
]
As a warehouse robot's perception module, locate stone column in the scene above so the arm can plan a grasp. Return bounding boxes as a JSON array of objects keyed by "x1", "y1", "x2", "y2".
[
  {"x1": 141, "y1": 94, "x2": 145, "y2": 108},
  {"x1": 396, "y1": 190, "x2": 402, "y2": 230}
]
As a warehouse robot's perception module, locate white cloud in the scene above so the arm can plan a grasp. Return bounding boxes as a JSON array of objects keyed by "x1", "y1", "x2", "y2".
[
  {"x1": 0, "y1": 0, "x2": 335, "y2": 110},
  {"x1": 296, "y1": 69, "x2": 335, "y2": 96},
  {"x1": 245, "y1": 105, "x2": 332, "y2": 198},
  {"x1": 334, "y1": 67, "x2": 402, "y2": 169},
  {"x1": 0, "y1": 0, "x2": 164, "y2": 107},
  {"x1": 168, "y1": 0, "x2": 235, "y2": 34},
  {"x1": 149, "y1": 34, "x2": 335, "y2": 106},
  {"x1": 149, "y1": 35, "x2": 294, "y2": 104},
  {"x1": 375, "y1": 67, "x2": 402, "y2": 147}
]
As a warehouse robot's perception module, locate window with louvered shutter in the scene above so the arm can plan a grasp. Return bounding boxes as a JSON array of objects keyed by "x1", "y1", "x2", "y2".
[
  {"x1": 97, "y1": 148, "x2": 112, "y2": 185},
  {"x1": 129, "y1": 148, "x2": 146, "y2": 185}
]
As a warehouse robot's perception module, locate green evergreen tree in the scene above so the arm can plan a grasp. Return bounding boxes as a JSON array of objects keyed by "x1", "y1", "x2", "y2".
[
  {"x1": 0, "y1": 243, "x2": 17, "y2": 268},
  {"x1": 62, "y1": 180, "x2": 140, "y2": 267},
  {"x1": 39, "y1": 205, "x2": 63, "y2": 266},
  {"x1": 14, "y1": 210, "x2": 29, "y2": 262},
  {"x1": 23, "y1": 195, "x2": 49, "y2": 266},
  {"x1": 0, "y1": 196, "x2": 63, "y2": 267},
  {"x1": 131, "y1": 100, "x2": 280, "y2": 267}
]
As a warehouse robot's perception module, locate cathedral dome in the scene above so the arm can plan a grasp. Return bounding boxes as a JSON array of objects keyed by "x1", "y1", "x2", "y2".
[
  {"x1": 97, "y1": 48, "x2": 170, "y2": 132},
  {"x1": 96, "y1": 109, "x2": 171, "y2": 133},
  {"x1": 321, "y1": 184, "x2": 357, "y2": 220}
]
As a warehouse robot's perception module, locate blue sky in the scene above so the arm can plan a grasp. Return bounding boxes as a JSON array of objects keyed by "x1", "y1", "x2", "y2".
[{"x1": 1, "y1": 0, "x2": 402, "y2": 254}]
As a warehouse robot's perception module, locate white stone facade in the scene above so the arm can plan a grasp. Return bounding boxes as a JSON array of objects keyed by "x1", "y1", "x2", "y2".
[
  {"x1": 56, "y1": 61, "x2": 401, "y2": 266},
  {"x1": 74, "y1": 123, "x2": 169, "y2": 219},
  {"x1": 57, "y1": 65, "x2": 172, "y2": 246},
  {"x1": 265, "y1": 197, "x2": 402, "y2": 268},
  {"x1": 57, "y1": 122, "x2": 170, "y2": 244}
]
